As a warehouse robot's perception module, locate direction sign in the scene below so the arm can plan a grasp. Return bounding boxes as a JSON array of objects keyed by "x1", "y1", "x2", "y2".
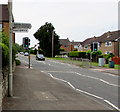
[
  {"x1": 13, "y1": 22, "x2": 32, "y2": 29},
  {"x1": 13, "y1": 28, "x2": 28, "y2": 33},
  {"x1": 13, "y1": 22, "x2": 32, "y2": 32}
]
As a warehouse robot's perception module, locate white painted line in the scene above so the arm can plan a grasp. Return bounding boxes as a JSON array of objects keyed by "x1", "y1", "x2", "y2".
[
  {"x1": 44, "y1": 72, "x2": 119, "y2": 111},
  {"x1": 42, "y1": 71, "x2": 119, "y2": 87},
  {"x1": 76, "y1": 89, "x2": 103, "y2": 100},
  {"x1": 104, "y1": 100, "x2": 120, "y2": 111},
  {"x1": 103, "y1": 73, "x2": 118, "y2": 77},
  {"x1": 41, "y1": 71, "x2": 75, "y2": 73},
  {"x1": 75, "y1": 72, "x2": 119, "y2": 87}
]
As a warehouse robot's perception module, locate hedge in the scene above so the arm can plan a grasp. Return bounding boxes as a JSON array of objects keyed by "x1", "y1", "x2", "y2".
[
  {"x1": 0, "y1": 43, "x2": 9, "y2": 66},
  {"x1": 0, "y1": 32, "x2": 17, "y2": 66},
  {"x1": 68, "y1": 51, "x2": 87, "y2": 58}
]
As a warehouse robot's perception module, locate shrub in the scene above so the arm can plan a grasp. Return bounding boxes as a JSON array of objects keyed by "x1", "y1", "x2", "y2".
[
  {"x1": 15, "y1": 59, "x2": 21, "y2": 65},
  {"x1": 68, "y1": 51, "x2": 87, "y2": 58},
  {"x1": 0, "y1": 32, "x2": 17, "y2": 66},
  {"x1": 0, "y1": 43, "x2": 9, "y2": 66}
]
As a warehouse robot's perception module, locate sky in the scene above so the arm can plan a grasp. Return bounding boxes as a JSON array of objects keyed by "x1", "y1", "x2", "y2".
[{"x1": 0, "y1": 0, "x2": 119, "y2": 47}]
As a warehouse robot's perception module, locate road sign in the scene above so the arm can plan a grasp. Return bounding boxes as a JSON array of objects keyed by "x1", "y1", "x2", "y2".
[
  {"x1": 13, "y1": 28, "x2": 28, "y2": 33},
  {"x1": 13, "y1": 22, "x2": 31, "y2": 32},
  {"x1": 13, "y1": 22, "x2": 32, "y2": 29}
]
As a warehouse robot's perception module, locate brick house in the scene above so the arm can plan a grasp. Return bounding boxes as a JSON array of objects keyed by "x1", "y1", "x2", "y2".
[
  {"x1": 71, "y1": 40, "x2": 82, "y2": 51},
  {"x1": 0, "y1": 4, "x2": 15, "y2": 43},
  {"x1": 59, "y1": 38, "x2": 74, "y2": 53},
  {"x1": 82, "y1": 36, "x2": 98, "y2": 52},
  {"x1": 82, "y1": 30, "x2": 120, "y2": 56}
]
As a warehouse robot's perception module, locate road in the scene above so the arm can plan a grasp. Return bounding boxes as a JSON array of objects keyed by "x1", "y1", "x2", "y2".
[{"x1": 18, "y1": 54, "x2": 119, "y2": 111}]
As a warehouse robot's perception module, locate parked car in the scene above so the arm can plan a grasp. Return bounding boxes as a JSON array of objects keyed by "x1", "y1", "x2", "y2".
[
  {"x1": 19, "y1": 52, "x2": 24, "y2": 55},
  {"x1": 36, "y1": 54, "x2": 45, "y2": 61},
  {"x1": 24, "y1": 52, "x2": 29, "y2": 56}
]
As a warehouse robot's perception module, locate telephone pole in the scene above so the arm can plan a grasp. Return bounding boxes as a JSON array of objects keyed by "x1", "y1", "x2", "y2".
[
  {"x1": 8, "y1": 0, "x2": 13, "y2": 97},
  {"x1": 52, "y1": 30, "x2": 54, "y2": 58}
]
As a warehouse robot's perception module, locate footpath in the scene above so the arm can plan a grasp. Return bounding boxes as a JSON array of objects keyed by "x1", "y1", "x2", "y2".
[
  {"x1": 2, "y1": 63, "x2": 113, "y2": 111},
  {"x1": 58, "y1": 60, "x2": 119, "y2": 76}
]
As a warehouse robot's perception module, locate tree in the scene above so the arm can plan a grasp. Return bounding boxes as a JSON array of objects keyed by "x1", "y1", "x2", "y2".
[{"x1": 34, "y1": 22, "x2": 60, "y2": 57}]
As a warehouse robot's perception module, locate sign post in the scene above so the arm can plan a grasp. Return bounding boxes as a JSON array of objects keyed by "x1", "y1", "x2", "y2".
[
  {"x1": 8, "y1": 1, "x2": 32, "y2": 96},
  {"x1": 8, "y1": 0, "x2": 13, "y2": 97}
]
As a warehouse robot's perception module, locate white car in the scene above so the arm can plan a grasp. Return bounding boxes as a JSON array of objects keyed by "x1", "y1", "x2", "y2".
[
  {"x1": 19, "y1": 52, "x2": 24, "y2": 55},
  {"x1": 24, "y1": 52, "x2": 29, "y2": 56},
  {"x1": 36, "y1": 54, "x2": 45, "y2": 61}
]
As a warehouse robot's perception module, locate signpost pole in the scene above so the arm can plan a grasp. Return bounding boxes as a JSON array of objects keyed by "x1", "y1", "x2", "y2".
[
  {"x1": 8, "y1": 0, "x2": 13, "y2": 97},
  {"x1": 28, "y1": 48, "x2": 30, "y2": 68}
]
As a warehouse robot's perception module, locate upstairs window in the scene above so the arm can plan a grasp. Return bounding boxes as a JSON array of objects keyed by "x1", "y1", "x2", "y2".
[
  {"x1": 107, "y1": 35, "x2": 111, "y2": 38},
  {"x1": 105, "y1": 41, "x2": 112, "y2": 47},
  {"x1": 84, "y1": 45, "x2": 88, "y2": 49}
]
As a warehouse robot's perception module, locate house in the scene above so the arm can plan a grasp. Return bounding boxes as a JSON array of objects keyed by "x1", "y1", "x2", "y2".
[
  {"x1": 71, "y1": 40, "x2": 82, "y2": 51},
  {"x1": 82, "y1": 30, "x2": 120, "y2": 56},
  {"x1": 0, "y1": 4, "x2": 15, "y2": 43},
  {"x1": 82, "y1": 36, "x2": 98, "y2": 52},
  {"x1": 59, "y1": 38, "x2": 74, "y2": 54},
  {"x1": 96, "y1": 31, "x2": 120, "y2": 56}
]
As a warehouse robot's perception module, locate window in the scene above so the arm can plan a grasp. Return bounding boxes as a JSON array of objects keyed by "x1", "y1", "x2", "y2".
[
  {"x1": 0, "y1": 24, "x2": 2, "y2": 32},
  {"x1": 105, "y1": 41, "x2": 112, "y2": 46},
  {"x1": 74, "y1": 45, "x2": 78, "y2": 49},
  {"x1": 105, "y1": 51, "x2": 112, "y2": 54},
  {"x1": 84, "y1": 45, "x2": 88, "y2": 49},
  {"x1": 107, "y1": 35, "x2": 111, "y2": 38}
]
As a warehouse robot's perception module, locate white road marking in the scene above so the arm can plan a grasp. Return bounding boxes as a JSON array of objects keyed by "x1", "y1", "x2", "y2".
[
  {"x1": 42, "y1": 71, "x2": 119, "y2": 87},
  {"x1": 103, "y1": 73, "x2": 118, "y2": 77},
  {"x1": 42, "y1": 71, "x2": 119, "y2": 111},
  {"x1": 48, "y1": 60, "x2": 79, "y2": 68},
  {"x1": 75, "y1": 72, "x2": 119, "y2": 87}
]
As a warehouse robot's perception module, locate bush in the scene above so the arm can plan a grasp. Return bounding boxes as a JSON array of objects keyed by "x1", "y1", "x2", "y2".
[
  {"x1": 0, "y1": 43, "x2": 9, "y2": 66},
  {"x1": 15, "y1": 59, "x2": 21, "y2": 65},
  {"x1": 68, "y1": 51, "x2": 87, "y2": 58},
  {"x1": 103, "y1": 53, "x2": 115, "y2": 64},
  {"x1": 0, "y1": 32, "x2": 17, "y2": 66}
]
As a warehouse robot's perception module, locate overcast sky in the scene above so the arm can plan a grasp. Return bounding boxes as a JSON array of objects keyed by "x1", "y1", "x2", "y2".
[{"x1": 0, "y1": 0, "x2": 119, "y2": 47}]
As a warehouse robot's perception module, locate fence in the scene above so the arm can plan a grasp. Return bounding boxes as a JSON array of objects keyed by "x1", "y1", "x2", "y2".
[{"x1": 69, "y1": 57, "x2": 91, "y2": 68}]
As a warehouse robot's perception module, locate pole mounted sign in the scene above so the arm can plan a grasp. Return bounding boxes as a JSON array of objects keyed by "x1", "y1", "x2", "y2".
[{"x1": 13, "y1": 22, "x2": 32, "y2": 32}]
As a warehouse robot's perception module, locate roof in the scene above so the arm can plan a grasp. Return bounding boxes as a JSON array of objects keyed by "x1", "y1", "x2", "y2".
[
  {"x1": 82, "y1": 37, "x2": 98, "y2": 46},
  {"x1": 59, "y1": 38, "x2": 71, "y2": 46},
  {"x1": 96, "y1": 30, "x2": 120, "y2": 42},
  {"x1": 82, "y1": 30, "x2": 120, "y2": 46},
  {"x1": 71, "y1": 41, "x2": 82, "y2": 46},
  {"x1": 0, "y1": 4, "x2": 14, "y2": 22}
]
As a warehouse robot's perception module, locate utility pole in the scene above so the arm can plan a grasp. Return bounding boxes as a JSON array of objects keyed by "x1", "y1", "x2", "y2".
[
  {"x1": 52, "y1": 30, "x2": 54, "y2": 58},
  {"x1": 8, "y1": 0, "x2": 13, "y2": 97}
]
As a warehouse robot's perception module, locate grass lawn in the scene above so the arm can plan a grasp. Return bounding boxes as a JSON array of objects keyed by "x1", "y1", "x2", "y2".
[{"x1": 48, "y1": 57, "x2": 119, "y2": 70}]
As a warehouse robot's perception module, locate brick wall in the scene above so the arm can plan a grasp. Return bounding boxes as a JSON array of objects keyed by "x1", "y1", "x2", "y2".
[
  {"x1": 60, "y1": 45, "x2": 74, "y2": 52},
  {"x1": 99, "y1": 42, "x2": 115, "y2": 55},
  {"x1": 2, "y1": 22, "x2": 15, "y2": 43}
]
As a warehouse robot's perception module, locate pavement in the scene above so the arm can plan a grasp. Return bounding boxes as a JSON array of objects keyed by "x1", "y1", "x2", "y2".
[
  {"x1": 59, "y1": 60, "x2": 119, "y2": 76},
  {"x1": 2, "y1": 63, "x2": 114, "y2": 111},
  {"x1": 88, "y1": 65, "x2": 119, "y2": 76}
]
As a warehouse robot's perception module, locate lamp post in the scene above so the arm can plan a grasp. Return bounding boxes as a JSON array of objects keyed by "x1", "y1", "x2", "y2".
[
  {"x1": 8, "y1": 0, "x2": 13, "y2": 97},
  {"x1": 52, "y1": 30, "x2": 54, "y2": 58}
]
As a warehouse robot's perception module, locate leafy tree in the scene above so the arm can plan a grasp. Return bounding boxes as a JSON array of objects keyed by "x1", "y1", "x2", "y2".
[{"x1": 34, "y1": 22, "x2": 60, "y2": 57}]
